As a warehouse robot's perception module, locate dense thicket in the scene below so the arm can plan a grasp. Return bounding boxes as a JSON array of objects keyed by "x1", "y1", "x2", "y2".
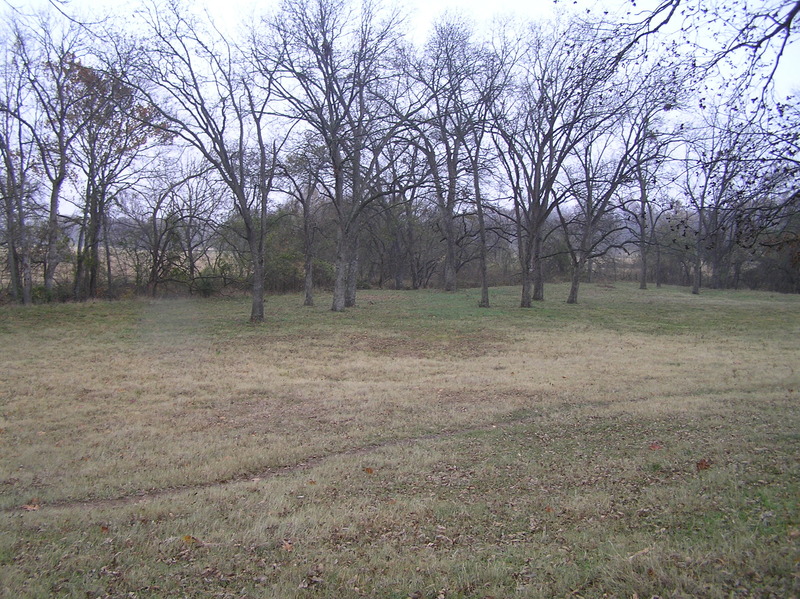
[{"x1": 1, "y1": 0, "x2": 798, "y2": 316}]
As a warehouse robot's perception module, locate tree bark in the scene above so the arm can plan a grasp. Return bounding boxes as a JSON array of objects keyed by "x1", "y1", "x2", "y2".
[
  {"x1": 472, "y1": 154, "x2": 490, "y2": 308},
  {"x1": 567, "y1": 265, "x2": 581, "y2": 304},
  {"x1": 331, "y1": 227, "x2": 349, "y2": 312},
  {"x1": 250, "y1": 258, "x2": 266, "y2": 322},
  {"x1": 532, "y1": 231, "x2": 545, "y2": 301},
  {"x1": 345, "y1": 244, "x2": 358, "y2": 308},
  {"x1": 303, "y1": 256, "x2": 314, "y2": 306}
]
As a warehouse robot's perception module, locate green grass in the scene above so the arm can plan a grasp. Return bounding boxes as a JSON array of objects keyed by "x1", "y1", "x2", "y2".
[{"x1": 1, "y1": 283, "x2": 799, "y2": 598}]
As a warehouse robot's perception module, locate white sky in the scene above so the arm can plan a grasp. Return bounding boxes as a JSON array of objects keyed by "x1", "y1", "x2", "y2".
[{"x1": 4, "y1": 0, "x2": 799, "y2": 95}]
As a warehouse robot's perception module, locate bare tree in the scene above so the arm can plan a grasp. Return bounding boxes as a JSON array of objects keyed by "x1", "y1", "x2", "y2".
[
  {"x1": 492, "y1": 18, "x2": 630, "y2": 307},
  {"x1": 9, "y1": 13, "x2": 92, "y2": 293},
  {"x1": 556, "y1": 121, "x2": 638, "y2": 304},
  {"x1": 402, "y1": 18, "x2": 477, "y2": 293},
  {"x1": 678, "y1": 100, "x2": 777, "y2": 293},
  {"x1": 261, "y1": 0, "x2": 411, "y2": 311},
  {"x1": 129, "y1": 2, "x2": 283, "y2": 321},
  {"x1": 0, "y1": 38, "x2": 36, "y2": 304},
  {"x1": 281, "y1": 132, "x2": 328, "y2": 306},
  {"x1": 623, "y1": 0, "x2": 799, "y2": 90}
]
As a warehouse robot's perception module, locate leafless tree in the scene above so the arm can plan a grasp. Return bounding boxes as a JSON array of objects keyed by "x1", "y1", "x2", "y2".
[
  {"x1": 9, "y1": 14, "x2": 92, "y2": 292},
  {"x1": 492, "y1": 17, "x2": 630, "y2": 307},
  {"x1": 678, "y1": 100, "x2": 779, "y2": 293},
  {"x1": 260, "y1": 0, "x2": 412, "y2": 311},
  {"x1": 129, "y1": 1, "x2": 284, "y2": 321},
  {"x1": 556, "y1": 124, "x2": 638, "y2": 304},
  {"x1": 0, "y1": 36, "x2": 36, "y2": 304},
  {"x1": 280, "y1": 131, "x2": 328, "y2": 306},
  {"x1": 623, "y1": 0, "x2": 799, "y2": 90}
]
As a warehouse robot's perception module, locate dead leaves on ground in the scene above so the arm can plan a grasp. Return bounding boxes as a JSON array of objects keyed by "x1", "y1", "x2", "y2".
[
  {"x1": 298, "y1": 564, "x2": 324, "y2": 589},
  {"x1": 695, "y1": 458, "x2": 712, "y2": 472}
]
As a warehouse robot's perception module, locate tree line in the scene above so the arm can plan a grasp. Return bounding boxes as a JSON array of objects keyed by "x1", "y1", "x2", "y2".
[{"x1": 1, "y1": 0, "x2": 798, "y2": 319}]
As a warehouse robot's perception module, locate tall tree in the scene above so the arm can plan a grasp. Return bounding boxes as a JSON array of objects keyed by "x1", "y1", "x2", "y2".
[
  {"x1": 70, "y1": 59, "x2": 163, "y2": 300},
  {"x1": 261, "y1": 0, "x2": 409, "y2": 311},
  {"x1": 678, "y1": 100, "x2": 776, "y2": 293},
  {"x1": 131, "y1": 1, "x2": 283, "y2": 321},
  {"x1": 492, "y1": 18, "x2": 630, "y2": 306},
  {"x1": 0, "y1": 37, "x2": 36, "y2": 304},
  {"x1": 403, "y1": 18, "x2": 477, "y2": 293},
  {"x1": 11, "y1": 14, "x2": 92, "y2": 293}
]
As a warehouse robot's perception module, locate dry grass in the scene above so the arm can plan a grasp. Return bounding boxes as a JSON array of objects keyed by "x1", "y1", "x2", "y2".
[{"x1": 1, "y1": 284, "x2": 798, "y2": 598}]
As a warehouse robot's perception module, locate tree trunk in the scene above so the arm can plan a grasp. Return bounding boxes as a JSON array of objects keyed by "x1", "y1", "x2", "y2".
[
  {"x1": 692, "y1": 251, "x2": 701, "y2": 295},
  {"x1": 639, "y1": 237, "x2": 648, "y2": 290},
  {"x1": 473, "y1": 159, "x2": 490, "y2": 308},
  {"x1": 17, "y1": 196, "x2": 32, "y2": 305},
  {"x1": 442, "y1": 216, "x2": 457, "y2": 292},
  {"x1": 250, "y1": 259, "x2": 265, "y2": 322},
  {"x1": 331, "y1": 228, "x2": 349, "y2": 312},
  {"x1": 104, "y1": 212, "x2": 114, "y2": 298},
  {"x1": 344, "y1": 238, "x2": 358, "y2": 308},
  {"x1": 303, "y1": 256, "x2": 314, "y2": 306},
  {"x1": 3, "y1": 192, "x2": 21, "y2": 303},
  {"x1": 567, "y1": 264, "x2": 581, "y2": 304},
  {"x1": 532, "y1": 230, "x2": 544, "y2": 301},
  {"x1": 520, "y1": 239, "x2": 533, "y2": 308},
  {"x1": 73, "y1": 205, "x2": 88, "y2": 301},
  {"x1": 44, "y1": 176, "x2": 65, "y2": 293},
  {"x1": 654, "y1": 234, "x2": 662, "y2": 288}
]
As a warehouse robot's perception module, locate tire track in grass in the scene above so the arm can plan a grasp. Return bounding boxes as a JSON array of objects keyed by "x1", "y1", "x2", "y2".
[{"x1": 6, "y1": 414, "x2": 540, "y2": 513}]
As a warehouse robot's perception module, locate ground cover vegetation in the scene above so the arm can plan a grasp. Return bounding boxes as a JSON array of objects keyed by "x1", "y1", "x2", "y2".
[
  {"x1": 1, "y1": 0, "x2": 799, "y2": 317},
  {"x1": 1, "y1": 284, "x2": 799, "y2": 597}
]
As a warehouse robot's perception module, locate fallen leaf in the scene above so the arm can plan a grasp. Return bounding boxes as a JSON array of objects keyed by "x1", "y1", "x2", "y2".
[
  {"x1": 696, "y1": 458, "x2": 712, "y2": 471},
  {"x1": 282, "y1": 539, "x2": 294, "y2": 552},
  {"x1": 182, "y1": 535, "x2": 203, "y2": 547},
  {"x1": 299, "y1": 564, "x2": 324, "y2": 588}
]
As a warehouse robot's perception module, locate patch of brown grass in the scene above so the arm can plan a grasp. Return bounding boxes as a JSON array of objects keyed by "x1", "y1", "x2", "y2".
[{"x1": 1, "y1": 285, "x2": 798, "y2": 597}]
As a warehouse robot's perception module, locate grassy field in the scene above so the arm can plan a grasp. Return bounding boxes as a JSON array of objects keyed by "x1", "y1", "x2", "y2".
[{"x1": 1, "y1": 283, "x2": 798, "y2": 598}]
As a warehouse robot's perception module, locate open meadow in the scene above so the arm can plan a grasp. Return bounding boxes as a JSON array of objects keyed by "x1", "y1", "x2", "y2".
[{"x1": 1, "y1": 284, "x2": 799, "y2": 598}]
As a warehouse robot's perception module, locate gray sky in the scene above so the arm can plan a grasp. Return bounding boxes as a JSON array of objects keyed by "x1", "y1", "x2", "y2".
[{"x1": 4, "y1": 0, "x2": 798, "y2": 96}]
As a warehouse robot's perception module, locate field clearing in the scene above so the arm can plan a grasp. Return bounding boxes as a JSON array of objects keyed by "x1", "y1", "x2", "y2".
[{"x1": 1, "y1": 283, "x2": 799, "y2": 598}]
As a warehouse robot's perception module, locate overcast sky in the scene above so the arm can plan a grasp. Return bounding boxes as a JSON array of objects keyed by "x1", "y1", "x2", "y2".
[{"x1": 4, "y1": 0, "x2": 798, "y2": 96}]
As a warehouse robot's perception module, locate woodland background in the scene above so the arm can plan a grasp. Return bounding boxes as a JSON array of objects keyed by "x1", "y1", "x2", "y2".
[{"x1": 1, "y1": 0, "x2": 799, "y2": 319}]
